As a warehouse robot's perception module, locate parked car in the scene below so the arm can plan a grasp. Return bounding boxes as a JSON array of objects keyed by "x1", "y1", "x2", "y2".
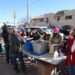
[
  {"x1": 47, "y1": 25, "x2": 55, "y2": 29},
  {"x1": 47, "y1": 25, "x2": 55, "y2": 32},
  {"x1": 59, "y1": 25, "x2": 73, "y2": 35},
  {"x1": 30, "y1": 26, "x2": 51, "y2": 35}
]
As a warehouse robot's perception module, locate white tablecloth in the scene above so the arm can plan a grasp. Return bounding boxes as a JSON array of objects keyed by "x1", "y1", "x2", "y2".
[{"x1": 23, "y1": 50, "x2": 66, "y2": 65}]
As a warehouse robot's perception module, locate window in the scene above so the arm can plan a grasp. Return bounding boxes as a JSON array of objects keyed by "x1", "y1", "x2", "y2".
[
  {"x1": 56, "y1": 11, "x2": 64, "y2": 15},
  {"x1": 46, "y1": 18, "x2": 49, "y2": 23},
  {"x1": 40, "y1": 18, "x2": 44, "y2": 22},
  {"x1": 65, "y1": 16, "x2": 72, "y2": 20},
  {"x1": 57, "y1": 16, "x2": 60, "y2": 22}
]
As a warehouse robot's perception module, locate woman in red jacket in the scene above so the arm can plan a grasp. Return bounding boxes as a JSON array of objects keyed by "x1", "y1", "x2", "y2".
[{"x1": 65, "y1": 28, "x2": 75, "y2": 75}]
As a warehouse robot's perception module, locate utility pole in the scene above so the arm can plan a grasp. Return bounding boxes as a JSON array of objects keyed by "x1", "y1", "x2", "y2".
[
  {"x1": 27, "y1": 0, "x2": 29, "y2": 27},
  {"x1": 13, "y1": 11, "x2": 16, "y2": 26}
]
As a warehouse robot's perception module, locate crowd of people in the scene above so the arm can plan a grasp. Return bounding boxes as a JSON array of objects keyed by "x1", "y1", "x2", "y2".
[
  {"x1": 0, "y1": 23, "x2": 75, "y2": 75},
  {"x1": 1, "y1": 24, "x2": 26, "y2": 73}
]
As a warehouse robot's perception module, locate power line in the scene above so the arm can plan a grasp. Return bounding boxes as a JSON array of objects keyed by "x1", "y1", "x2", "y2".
[{"x1": 17, "y1": 0, "x2": 42, "y2": 23}]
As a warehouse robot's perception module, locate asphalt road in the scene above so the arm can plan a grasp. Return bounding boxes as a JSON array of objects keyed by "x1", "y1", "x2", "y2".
[{"x1": 0, "y1": 55, "x2": 40, "y2": 75}]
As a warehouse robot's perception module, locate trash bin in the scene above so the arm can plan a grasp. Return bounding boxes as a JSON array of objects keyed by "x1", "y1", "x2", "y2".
[{"x1": 24, "y1": 40, "x2": 33, "y2": 52}]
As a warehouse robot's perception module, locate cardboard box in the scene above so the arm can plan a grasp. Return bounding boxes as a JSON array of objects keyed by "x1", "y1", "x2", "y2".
[{"x1": 37, "y1": 60, "x2": 54, "y2": 75}]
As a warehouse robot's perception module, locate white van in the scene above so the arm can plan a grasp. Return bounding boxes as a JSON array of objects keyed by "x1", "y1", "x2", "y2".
[
  {"x1": 30, "y1": 26, "x2": 52, "y2": 34},
  {"x1": 30, "y1": 26, "x2": 50, "y2": 35}
]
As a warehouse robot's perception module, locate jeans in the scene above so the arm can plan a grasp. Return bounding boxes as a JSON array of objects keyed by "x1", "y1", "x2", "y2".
[
  {"x1": 67, "y1": 65, "x2": 75, "y2": 75},
  {"x1": 13, "y1": 53, "x2": 25, "y2": 72},
  {"x1": 10, "y1": 53, "x2": 14, "y2": 65},
  {"x1": 0, "y1": 44, "x2": 2, "y2": 53},
  {"x1": 5, "y1": 43, "x2": 10, "y2": 63}
]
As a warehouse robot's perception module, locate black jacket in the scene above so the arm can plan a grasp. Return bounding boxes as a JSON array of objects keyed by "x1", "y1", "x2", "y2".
[{"x1": 2, "y1": 27, "x2": 9, "y2": 43}]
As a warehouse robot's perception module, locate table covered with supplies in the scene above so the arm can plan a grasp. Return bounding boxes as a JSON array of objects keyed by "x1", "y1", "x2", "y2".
[{"x1": 23, "y1": 40, "x2": 66, "y2": 75}]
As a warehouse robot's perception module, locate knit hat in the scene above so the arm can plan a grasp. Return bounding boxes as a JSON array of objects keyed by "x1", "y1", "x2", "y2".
[{"x1": 53, "y1": 27, "x2": 59, "y2": 33}]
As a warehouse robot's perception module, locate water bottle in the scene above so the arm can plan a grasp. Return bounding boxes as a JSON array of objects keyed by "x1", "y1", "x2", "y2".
[{"x1": 54, "y1": 50, "x2": 59, "y2": 59}]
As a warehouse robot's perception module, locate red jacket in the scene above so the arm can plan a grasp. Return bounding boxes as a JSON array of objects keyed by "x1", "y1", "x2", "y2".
[
  {"x1": 71, "y1": 52, "x2": 75, "y2": 66},
  {"x1": 20, "y1": 33, "x2": 25, "y2": 37},
  {"x1": 65, "y1": 37, "x2": 75, "y2": 66},
  {"x1": 65, "y1": 51, "x2": 75, "y2": 66},
  {"x1": 66, "y1": 36, "x2": 74, "y2": 55}
]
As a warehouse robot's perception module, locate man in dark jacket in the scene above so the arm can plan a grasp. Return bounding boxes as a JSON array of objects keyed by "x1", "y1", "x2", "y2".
[
  {"x1": 30, "y1": 29, "x2": 40, "y2": 40},
  {"x1": 9, "y1": 28, "x2": 25, "y2": 72},
  {"x1": 2, "y1": 23, "x2": 10, "y2": 64}
]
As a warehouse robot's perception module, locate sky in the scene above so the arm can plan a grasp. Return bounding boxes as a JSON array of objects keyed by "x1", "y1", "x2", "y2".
[{"x1": 0, "y1": 0, "x2": 75, "y2": 26}]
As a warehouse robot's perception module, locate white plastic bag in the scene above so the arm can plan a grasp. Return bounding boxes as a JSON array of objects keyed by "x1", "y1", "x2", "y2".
[{"x1": 54, "y1": 50, "x2": 59, "y2": 59}]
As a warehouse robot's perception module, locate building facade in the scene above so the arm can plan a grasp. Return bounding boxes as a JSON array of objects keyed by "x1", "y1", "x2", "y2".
[{"x1": 30, "y1": 9, "x2": 75, "y2": 28}]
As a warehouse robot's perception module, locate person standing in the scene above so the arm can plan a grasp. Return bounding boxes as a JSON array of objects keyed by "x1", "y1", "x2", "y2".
[
  {"x1": 49, "y1": 27, "x2": 63, "y2": 55},
  {"x1": 10, "y1": 28, "x2": 25, "y2": 72},
  {"x1": 30, "y1": 29, "x2": 40, "y2": 40},
  {"x1": 65, "y1": 28, "x2": 75, "y2": 75},
  {"x1": 2, "y1": 23, "x2": 10, "y2": 64},
  {"x1": 0, "y1": 36, "x2": 3, "y2": 54}
]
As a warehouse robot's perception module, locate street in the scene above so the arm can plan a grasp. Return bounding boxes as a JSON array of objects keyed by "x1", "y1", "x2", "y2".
[{"x1": 0, "y1": 55, "x2": 40, "y2": 75}]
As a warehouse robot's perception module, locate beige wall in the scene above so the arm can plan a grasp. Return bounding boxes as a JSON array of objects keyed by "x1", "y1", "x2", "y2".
[
  {"x1": 57, "y1": 10, "x2": 75, "y2": 27},
  {"x1": 30, "y1": 9, "x2": 75, "y2": 28}
]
